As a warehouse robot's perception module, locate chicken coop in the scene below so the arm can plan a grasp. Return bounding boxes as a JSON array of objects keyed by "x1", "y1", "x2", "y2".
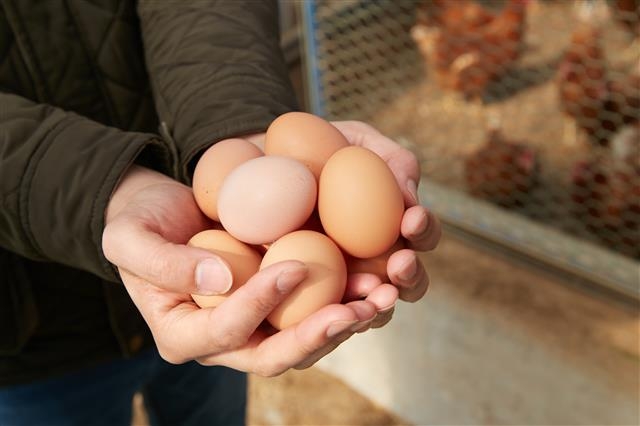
[{"x1": 297, "y1": 0, "x2": 640, "y2": 299}]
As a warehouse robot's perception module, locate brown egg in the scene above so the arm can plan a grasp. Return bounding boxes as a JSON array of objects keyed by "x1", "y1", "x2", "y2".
[
  {"x1": 188, "y1": 230, "x2": 262, "y2": 308},
  {"x1": 264, "y1": 112, "x2": 349, "y2": 180},
  {"x1": 217, "y1": 156, "x2": 317, "y2": 245},
  {"x1": 319, "y1": 146, "x2": 404, "y2": 258},
  {"x1": 192, "y1": 138, "x2": 263, "y2": 221},
  {"x1": 345, "y1": 239, "x2": 405, "y2": 282},
  {"x1": 260, "y1": 230, "x2": 347, "y2": 330}
]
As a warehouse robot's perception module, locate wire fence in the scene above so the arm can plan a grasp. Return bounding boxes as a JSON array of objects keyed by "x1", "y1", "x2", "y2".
[{"x1": 302, "y1": 0, "x2": 640, "y2": 265}]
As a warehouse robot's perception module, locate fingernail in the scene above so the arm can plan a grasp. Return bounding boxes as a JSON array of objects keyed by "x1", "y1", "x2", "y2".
[
  {"x1": 350, "y1": 319, "x2": 374, "y2": 333},
  {"x1": 195, "y1": 258, "x2": 233, "y2": 295},
  {"x1": 407, "y1": 179, "x2": 419, "y2": 205},
  {"x1": 276, "y1": 266, "x2": 308, "y2": 293},
  {"x1": 377, "y1": 304, "x2": 396, "y2": 316},
  {"x1": 326, "y1": 320, "x2": 359, "y2": 338},
  {"x1": 398, "y1": 256, "x2": 418, "y2": 282}
]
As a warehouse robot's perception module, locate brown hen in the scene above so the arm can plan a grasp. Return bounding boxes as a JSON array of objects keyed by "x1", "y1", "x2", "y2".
[
  {"x1": 556, "y1": 19, "x2": 612, "y2": 147},
  {"x1": 416, "y1": 0, "x2": 495, "y2": 30},
  {"x1": 608, "y1": 0, "x2": 640, "y2": 38},
  {"x1": 607, "y1": 60, "x2": 640, "y2": 127},
  {"x1": 465, "y1": 121, "x2": 538, "y2": 208},
  {"x1": 412, "y1": 0, "x2": 529, "y2": 101},
  {"x1": 570, "y1": 124, "x2": 640, "y2": 258}
]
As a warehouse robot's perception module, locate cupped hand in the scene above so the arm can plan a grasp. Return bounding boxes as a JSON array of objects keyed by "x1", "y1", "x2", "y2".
[
  {"x1": 245, "y1": 121, "x2": 442, "y2": 329},
  {"x1": 102, "y1": 165, "x2": 376, "y2": 375},
  {"x1": 332, "y1": 121, "x2": 442, "y2": 329}
]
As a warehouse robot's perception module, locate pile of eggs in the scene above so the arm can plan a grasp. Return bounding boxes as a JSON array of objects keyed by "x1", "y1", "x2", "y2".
[{"x1": 191, "y1": 112, "x2": 405, "y2": 330}]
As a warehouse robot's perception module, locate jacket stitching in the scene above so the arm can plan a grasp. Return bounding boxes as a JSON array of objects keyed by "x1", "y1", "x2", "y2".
[
  {"x1": 137, "y1": 4, "x2": 185, "y2": 134},
  {"x1": 5, "y1": 43, "x2": 31, "y2": 95},
  {"x1": 124, "y1": 90, "x2": 146, "y2": 131},
  {"x1": 64, "y1": 0, "x2": 120, "y2": 128},
  {"x1": 2, "y1": 0, "x2": 52, "y2": 102}
]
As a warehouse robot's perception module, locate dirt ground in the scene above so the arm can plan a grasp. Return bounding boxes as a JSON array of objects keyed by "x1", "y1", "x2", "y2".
[{"x1": 248, "y1": 368, "x2": 408, "y2": 426}]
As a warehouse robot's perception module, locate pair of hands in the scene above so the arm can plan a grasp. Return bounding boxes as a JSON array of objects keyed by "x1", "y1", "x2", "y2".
[{"x1": 102, "y1": 121, "x2": 441, "y2": 376}]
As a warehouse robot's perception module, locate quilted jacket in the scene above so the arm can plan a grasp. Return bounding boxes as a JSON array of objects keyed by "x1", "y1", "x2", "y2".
[{"x1": 0, "y1": 0, "x2": 297, "y2": 385}]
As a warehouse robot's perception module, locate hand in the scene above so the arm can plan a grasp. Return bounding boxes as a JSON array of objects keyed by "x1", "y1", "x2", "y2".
[
  {"x1": 332, "y1": 121, "x2": 442, "y2": 328},
  {"x1": 102, "y1": 165, "x2": 376, "y2": 375}
]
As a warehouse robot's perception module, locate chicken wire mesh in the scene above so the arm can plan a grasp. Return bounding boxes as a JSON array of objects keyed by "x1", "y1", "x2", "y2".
[{"x1": 299, "y1": 0, "x2": 640, "y2": 296}]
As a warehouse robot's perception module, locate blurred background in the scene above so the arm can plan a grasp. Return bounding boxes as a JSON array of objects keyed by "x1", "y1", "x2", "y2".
[{"x1": 244, "y1": 1, "x2": 640, "y2": 425}]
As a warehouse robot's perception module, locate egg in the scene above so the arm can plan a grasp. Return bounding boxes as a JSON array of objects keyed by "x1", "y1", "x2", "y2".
[
  {"x1": 319, "y1": 146, "x2": 404, "y2": 258},
  {"x1": 188, "y1": 230, "x2": 262, "y2": 308},
  {"x1": 192, "y1": 138, "x2": 263, "y2": 221},
  {"x1": 260, "y1": 230, "x2": 347, "y2": 330},
  {"x1": 264, "y1": 112, "x2": 349, "y2": 180},
  {"x1": 217, "y1": 156, "x2": 317, "y2": 245},
  {"x1": 345, "y1": 239, "x2": 405, "y2": 282}
]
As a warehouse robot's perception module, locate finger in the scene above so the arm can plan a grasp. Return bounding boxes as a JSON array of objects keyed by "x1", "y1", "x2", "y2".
[
  {"x1": 365, "y1": 283, "x2": 399, "y2": 313},
  {"x1": 364, "y1": 284, "x2": 399, "y2": 330},
  {"x1": 207, "y1": 301, "x2": 376, "y2": 376},
  {"x1": 401, "y1": 206, "x2": 442, "y2": 252},
  {"x1": 387, "y1": 249, "x2": 430, "y2": 302},
  {"x1": 365, "y1": 142, "x2": 421, "y2": 208},
  {"x1": 210, "y1": 260, "x2": 308, "y2": 342},
  {"x1": 293, "y1": 300, "x2": 377, "y2": 369},
  {"x1": 116, "y1": 269, "x2": 187, "y2": 326},
  {"x1": 103, "y1": 218, "x2": 233, "y2": 296},
  {"x1": 370, "y1": 306, "x2": 395, "y2": 329},
  {"x1": 386, "y1": 153, "x2": 421, "y2": 208},
  {"x1": 342, "y1": 273, "x2": 383, "y2": 302},
  {"x1": 140, "y1": 260, "x2": 308, "y2": 364}
]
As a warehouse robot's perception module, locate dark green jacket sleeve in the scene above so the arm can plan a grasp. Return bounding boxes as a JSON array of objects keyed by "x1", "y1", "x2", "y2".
[
  {"x1": 0, "y1": 92, "x2": 175, "y2": 282},
  {"x1": 137, "y1": 0, "x2": 298, "y2": 181}
]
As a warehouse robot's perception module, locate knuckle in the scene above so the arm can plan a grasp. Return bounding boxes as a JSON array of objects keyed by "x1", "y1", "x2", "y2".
[
  {"x1": 247, "y1": 296, "x2": 276, "y2": 318},
  {"x1": 145, "y1": 244, "x2": 181, "y2": 285},
  {"x1": 156, "y1": 346, "x2": 185, "y2": 365},
  {"x1": 254, "y1": 360, "x2": 287, "y2": 378},
  {"x1": 213, "y1": 329, "x2": 246, "y2": 352}
]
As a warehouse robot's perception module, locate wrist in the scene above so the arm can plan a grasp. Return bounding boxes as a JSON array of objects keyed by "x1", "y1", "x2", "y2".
[{"x1": 105, "y1": 165, "x2": 173, "y2": 223}]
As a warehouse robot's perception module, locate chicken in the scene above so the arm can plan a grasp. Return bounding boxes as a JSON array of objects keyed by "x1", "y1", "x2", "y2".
[
  {"x1": 556, "y1": 1, "x2": 639, "y2": 147},
  {"x1": 606, "y1": 59, "x2": 640, "y2": 127},
  {"x1": 465, "y1": 121, "x2": 538, "y2": 208},
  {"x1": 416, "y1": 0, "x2": 495, "y2": 30},
  {"x1": 569, "y1": 124, "x2": 640, "y2": 258},
  {"x1": 411, "y1": 0, "x2": 529, "y2": 101},
  {"x1": 608, "y1": 0, "x2": 640, "y2": 38},
  {"x1": 556, "y1": 7, "x2": 613, "y2": 147},
  {"x1": 570, "y1": 155, "x2": 609, "y2": 229}
]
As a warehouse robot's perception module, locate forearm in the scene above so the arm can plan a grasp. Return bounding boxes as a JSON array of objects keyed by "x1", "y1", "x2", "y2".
[
  {"x1": 138, "y1": 0, "x2": 298, "y2": 181},
  {"x1": 0, "y1": 92, "x2": 175, "y2": 281}
]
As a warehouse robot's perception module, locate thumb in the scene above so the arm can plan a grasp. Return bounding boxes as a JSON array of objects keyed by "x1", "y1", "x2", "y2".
[{"x1": 102, "y1": 218, "x2": 232, "y2": 295}]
